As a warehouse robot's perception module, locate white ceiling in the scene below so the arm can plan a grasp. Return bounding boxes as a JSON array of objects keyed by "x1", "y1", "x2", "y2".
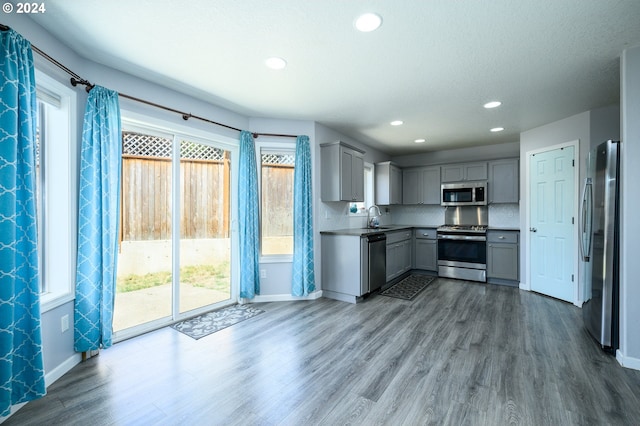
[{"x1": 29, "y1": 0, "x2": 640, "y2": 155}]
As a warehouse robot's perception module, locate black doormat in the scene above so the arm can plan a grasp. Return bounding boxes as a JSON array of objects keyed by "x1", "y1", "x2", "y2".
[
  {"x1": 171, "y1": 304, "x2": 265, "y2": 340},
  {"x1": 380, "y1": 275, "x2": 436, "y2": 300}
]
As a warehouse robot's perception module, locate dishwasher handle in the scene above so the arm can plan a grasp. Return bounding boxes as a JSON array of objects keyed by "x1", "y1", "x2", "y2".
[{"x1": 367, "y1": 233, "x2": 387, "y2": 243}]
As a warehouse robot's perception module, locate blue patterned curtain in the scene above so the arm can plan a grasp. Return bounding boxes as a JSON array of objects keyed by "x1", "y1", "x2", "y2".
[
  {"x1": 74, "y1": 86, "x2": 121, "y2": 352},
  {"x1": 292, "y1": 135, "x2": 316, "y2": 296},
  {"x1": 238, "y1": 130, "x2": 260, "y2": 299},
  {"x1": 0, "y1": 29, "x2": 46, "y2": 417}
]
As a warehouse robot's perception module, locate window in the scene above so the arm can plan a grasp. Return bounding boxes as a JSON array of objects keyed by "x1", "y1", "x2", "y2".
[
  {"x1": 349, "y1": 162, "x2": 375, "y2": 215},
  {"x1": 259, "y1": 146, "x2": 295, "y2": 257},
  {"x1": 35, "y1": 71, "x2": 77, "y2": 312}
]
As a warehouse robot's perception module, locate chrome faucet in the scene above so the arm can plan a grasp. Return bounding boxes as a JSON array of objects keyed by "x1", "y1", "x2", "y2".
[{"x1": 367, "y1": 205, "x2": 382, "y2": 228}]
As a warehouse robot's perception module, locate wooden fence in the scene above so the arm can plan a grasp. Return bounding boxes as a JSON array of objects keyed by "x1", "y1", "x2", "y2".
[
  {"x1": 120, "y1": 155, "x2": 293, "y2": 242},
  {"x1": 120, "y1": 155, "x2": 230, "y2": 241},
  {"x1": 261, "y1": 164, "x2": 294, "y2": 238}
]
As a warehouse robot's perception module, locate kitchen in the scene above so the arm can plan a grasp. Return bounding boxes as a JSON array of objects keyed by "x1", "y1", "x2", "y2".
[
  {"x1": 3, "y1": 2, "x2": 640, "y2": 423},
  {"x1": 320, "y1": 150, "x2": 521, "y2": 303}
]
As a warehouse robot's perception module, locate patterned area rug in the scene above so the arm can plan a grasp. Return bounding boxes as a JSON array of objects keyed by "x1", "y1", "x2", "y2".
[
  {"x1": 380, "y1": 275, "x2": 436, "y2": 300},
  {"x1": 171, "y1": 304, "x2": 265, "y2": 340}
]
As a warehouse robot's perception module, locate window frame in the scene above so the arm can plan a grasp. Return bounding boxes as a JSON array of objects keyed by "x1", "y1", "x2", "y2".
[
  {"x1": 256, "y1": 140, "x2": 296, "y2": 263},
  {"x1": 348, "y1": 162, "x2": 375, "y2": 216},
  {"x1": 36, "y1": 70, "x2": 78, "y2": 313}
]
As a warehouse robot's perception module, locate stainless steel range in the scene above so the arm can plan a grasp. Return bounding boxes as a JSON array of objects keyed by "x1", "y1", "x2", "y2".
[{"x1": 437, "y1": 206, "x2": 488, "y2": 282}]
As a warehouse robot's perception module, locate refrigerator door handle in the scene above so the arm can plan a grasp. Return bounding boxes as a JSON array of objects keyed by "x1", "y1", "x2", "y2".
[{"x1": 579, "y1": 177, "x2": 593, "y2": 261}]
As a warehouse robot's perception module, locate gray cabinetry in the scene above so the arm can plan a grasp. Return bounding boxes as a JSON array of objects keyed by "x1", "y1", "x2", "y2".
[
  {"x1": 441, "y1": 162, "x2": 488, "y2": 182},
  {"x1": 386, "y1": 229, "x2": 412, "y2": 282},
  {"x1": 375, "y1": 161, "x2": 403, "y2": 205},
  {"x1": 487, "y1": 230, "x2": 519, "y2": 283},
  {"x1": 320, "y1": 141, "x2": 365, "y2": 202},
  {"x1": 414, "y1": 228, "x2": 438, "y2": 271},
  {"x1": 488, "y1": 158, "x2": 519, "y2": 203},
  {"x1": 402, "y1": 166, "x2": 440, "y2": 205},
  {"x1": 321, "y1": 234, "x2": 367, "y2": 303}
]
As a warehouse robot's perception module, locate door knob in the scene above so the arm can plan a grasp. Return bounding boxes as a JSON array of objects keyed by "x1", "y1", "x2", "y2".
[{"x1": 529, "y1": 227, "x2": 537, "y2": 232}]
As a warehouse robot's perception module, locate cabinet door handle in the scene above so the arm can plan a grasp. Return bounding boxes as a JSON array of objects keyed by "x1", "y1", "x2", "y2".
[{"x1": 498, "y1": 236, "x2": 505, "y2": 239}]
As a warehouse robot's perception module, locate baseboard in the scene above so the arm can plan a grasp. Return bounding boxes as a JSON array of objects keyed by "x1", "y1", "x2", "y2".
[
  {"x1": 1, "y1": 352, "x2": 82, "y2": 422},
  {"x1": 249, "y1": 290, "x2": 324, "y2": 303},
  {"x1": 519, "y1": 281, "x2": 529, "y2": 291},
  {"x1": 45, "y1": 353, "x2": 83, "y2": 387},
  {"x1": 616, "y1": 349, "x2": 640, "y2": 371}
]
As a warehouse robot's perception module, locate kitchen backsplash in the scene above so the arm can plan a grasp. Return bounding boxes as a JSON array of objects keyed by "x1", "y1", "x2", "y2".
[
  {"x1": 388, "y1": 205, "x2": 445, "y2": 227},
  {"x1": 318, "y1": 201, "x2": 520, "y2": 230},
  {"x1": 487, "y1": 203, "x2": 520, "y2": 228}
]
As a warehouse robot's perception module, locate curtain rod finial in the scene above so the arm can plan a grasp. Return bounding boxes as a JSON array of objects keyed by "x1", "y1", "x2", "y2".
[
  {"x1": 252, "y1": 133, "x2": 259, "y2": 139},
  {"x1": 182, "y1": 113, "x2": 191, "y2": 121}
]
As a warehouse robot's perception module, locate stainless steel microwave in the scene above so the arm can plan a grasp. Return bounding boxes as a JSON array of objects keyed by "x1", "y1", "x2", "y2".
[{"x1": 441, "y1": 182, "x2": 487, "y2": 206}]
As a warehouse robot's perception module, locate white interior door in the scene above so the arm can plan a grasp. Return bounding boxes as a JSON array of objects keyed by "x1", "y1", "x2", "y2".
[{"x1": 529, "y1": 146, "x2": 576, "y2": 302}]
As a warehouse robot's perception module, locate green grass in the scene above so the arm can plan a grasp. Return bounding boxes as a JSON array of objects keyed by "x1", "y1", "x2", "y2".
[{"x1": 117, "y1": 262, "x2": 230, "y2": 293}]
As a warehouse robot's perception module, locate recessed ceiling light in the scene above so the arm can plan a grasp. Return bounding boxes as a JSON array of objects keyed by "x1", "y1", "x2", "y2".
[
  {"x1": 354, "y1": 13, "x2": 382, "y2": 32},
  {"x1": 390, "y1": 120, "x2": 403, "y2": 126},
  {"x1": 490, "y1": 127, "x2": 505, "y2": 132},
  {"x1": 414, "y1": 138, "x2": 426, "y2": 143},
  {"x1": 484, "y1": 101, "x2": 502, "y2": 109},
  {"x1": 265, "y1": 57, "x2": 287, "y2": 70}
]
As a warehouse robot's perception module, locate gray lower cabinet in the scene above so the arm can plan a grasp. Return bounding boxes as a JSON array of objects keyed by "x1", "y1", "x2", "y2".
[
  {"x1": 413, "y1": 228, "x2": 438, "y2": 271},
  {"x1": 386, "y1": 230, "x2": 412, "y2": 282},
  {"x1": 321, "y1": 234, "x2": 367, "y2": 303},
  {"x1": 486, "y1": 230, "x2": 519, "y2": 283}
]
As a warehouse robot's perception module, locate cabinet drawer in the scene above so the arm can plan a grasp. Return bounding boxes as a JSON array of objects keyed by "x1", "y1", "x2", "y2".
[
  {"x1": 414, "y1": 228, "x2": 437, "y2": 240},
  {"x1": 386, "y1": 229, "x2": 412, "y2": 244},
  {"x1": 487, "y1": 231, "x2": 519, "y2": 244}
]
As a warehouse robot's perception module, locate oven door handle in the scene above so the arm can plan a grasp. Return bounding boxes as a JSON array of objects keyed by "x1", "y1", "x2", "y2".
[{"x1": 437, "y1": 234, "x2": 486, "y2": 242}]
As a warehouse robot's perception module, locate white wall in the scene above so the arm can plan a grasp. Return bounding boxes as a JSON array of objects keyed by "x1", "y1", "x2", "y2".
[
  {"x1": 314, "y1": 122, "x2": 392, "y2": 232},
  {"x1": 619, "y1": 45, "x2": 640, "y2": 369},
  {"x1": 392, "y1": 141, "x2": 520, "y2": 167},
  {"x1": 519, "y1": 111, "x2": 591, "y2": 299},
  {"x1": 248, "y1": 118, "x2": 317, "y2": 297}
]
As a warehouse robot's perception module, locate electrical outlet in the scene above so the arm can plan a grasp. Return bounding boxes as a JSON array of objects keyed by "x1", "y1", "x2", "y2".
[
  {"x1": 260, "y1": 269, "x2": 267, "y2": 279},
  {"x1": 61, "y1": 314, "x2": 69, "y2": 332}
]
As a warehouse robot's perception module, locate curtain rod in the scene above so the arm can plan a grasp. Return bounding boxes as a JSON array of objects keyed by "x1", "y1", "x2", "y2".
[{"x1": 1, "y1": 23, "x2": 297, "y2": 140}]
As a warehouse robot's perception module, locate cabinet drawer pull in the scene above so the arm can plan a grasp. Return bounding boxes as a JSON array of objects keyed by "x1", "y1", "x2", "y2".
[{"x1": 498, "y1": 236, "x2": 505, "y2": 239}]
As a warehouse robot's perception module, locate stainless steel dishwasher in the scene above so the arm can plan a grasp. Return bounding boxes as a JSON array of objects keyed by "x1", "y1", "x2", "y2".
[{"x1": 366, "y1": 233, "x2": 387, "y2": 293}]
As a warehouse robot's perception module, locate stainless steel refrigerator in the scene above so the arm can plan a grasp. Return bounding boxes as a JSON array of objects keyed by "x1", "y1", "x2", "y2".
[{"x1": 580, "y1": 140, "x2": 620, "y2": 352}]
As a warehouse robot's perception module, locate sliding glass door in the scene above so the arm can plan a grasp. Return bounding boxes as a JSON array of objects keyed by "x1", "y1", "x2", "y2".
[
  {"x1": 178, "y1": 140, "x2": 231, "y2": 313},
  {"x1": 113, "y1": 126, "x2": 235, "y2": 338}
]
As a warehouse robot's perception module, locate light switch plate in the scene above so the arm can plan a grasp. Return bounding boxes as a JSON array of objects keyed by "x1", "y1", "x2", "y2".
[{"x1": 61, "y1": 314, "x2": 69, "y2": 332}]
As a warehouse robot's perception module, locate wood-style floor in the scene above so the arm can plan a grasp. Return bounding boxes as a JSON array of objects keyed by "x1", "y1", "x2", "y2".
[{"x1": 7, "y1": 278, "x2": 640, "y2": 425}]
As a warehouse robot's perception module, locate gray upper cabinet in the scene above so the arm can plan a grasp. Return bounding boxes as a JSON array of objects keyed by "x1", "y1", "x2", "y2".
[
  {"x1": 402, "y1": 166, "x2": 440, "y2": 205},
  {"x1": 441, "y1": 162, "x2": 488, "y2": 182},
  {"x1": 488, "y1": 158, "x2": 519, "y2": 203},
  {"x1": 375, "y1": 161, "x2": 403, "y2": 205},
  {"x1": 321, "y1": 141, "x2": 365, "y2": 202}
]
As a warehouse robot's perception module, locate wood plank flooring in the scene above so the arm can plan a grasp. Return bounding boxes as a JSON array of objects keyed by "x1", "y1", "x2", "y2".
[{"x1": 7, "y1": 278, "x2": 640, "y2": 425}]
